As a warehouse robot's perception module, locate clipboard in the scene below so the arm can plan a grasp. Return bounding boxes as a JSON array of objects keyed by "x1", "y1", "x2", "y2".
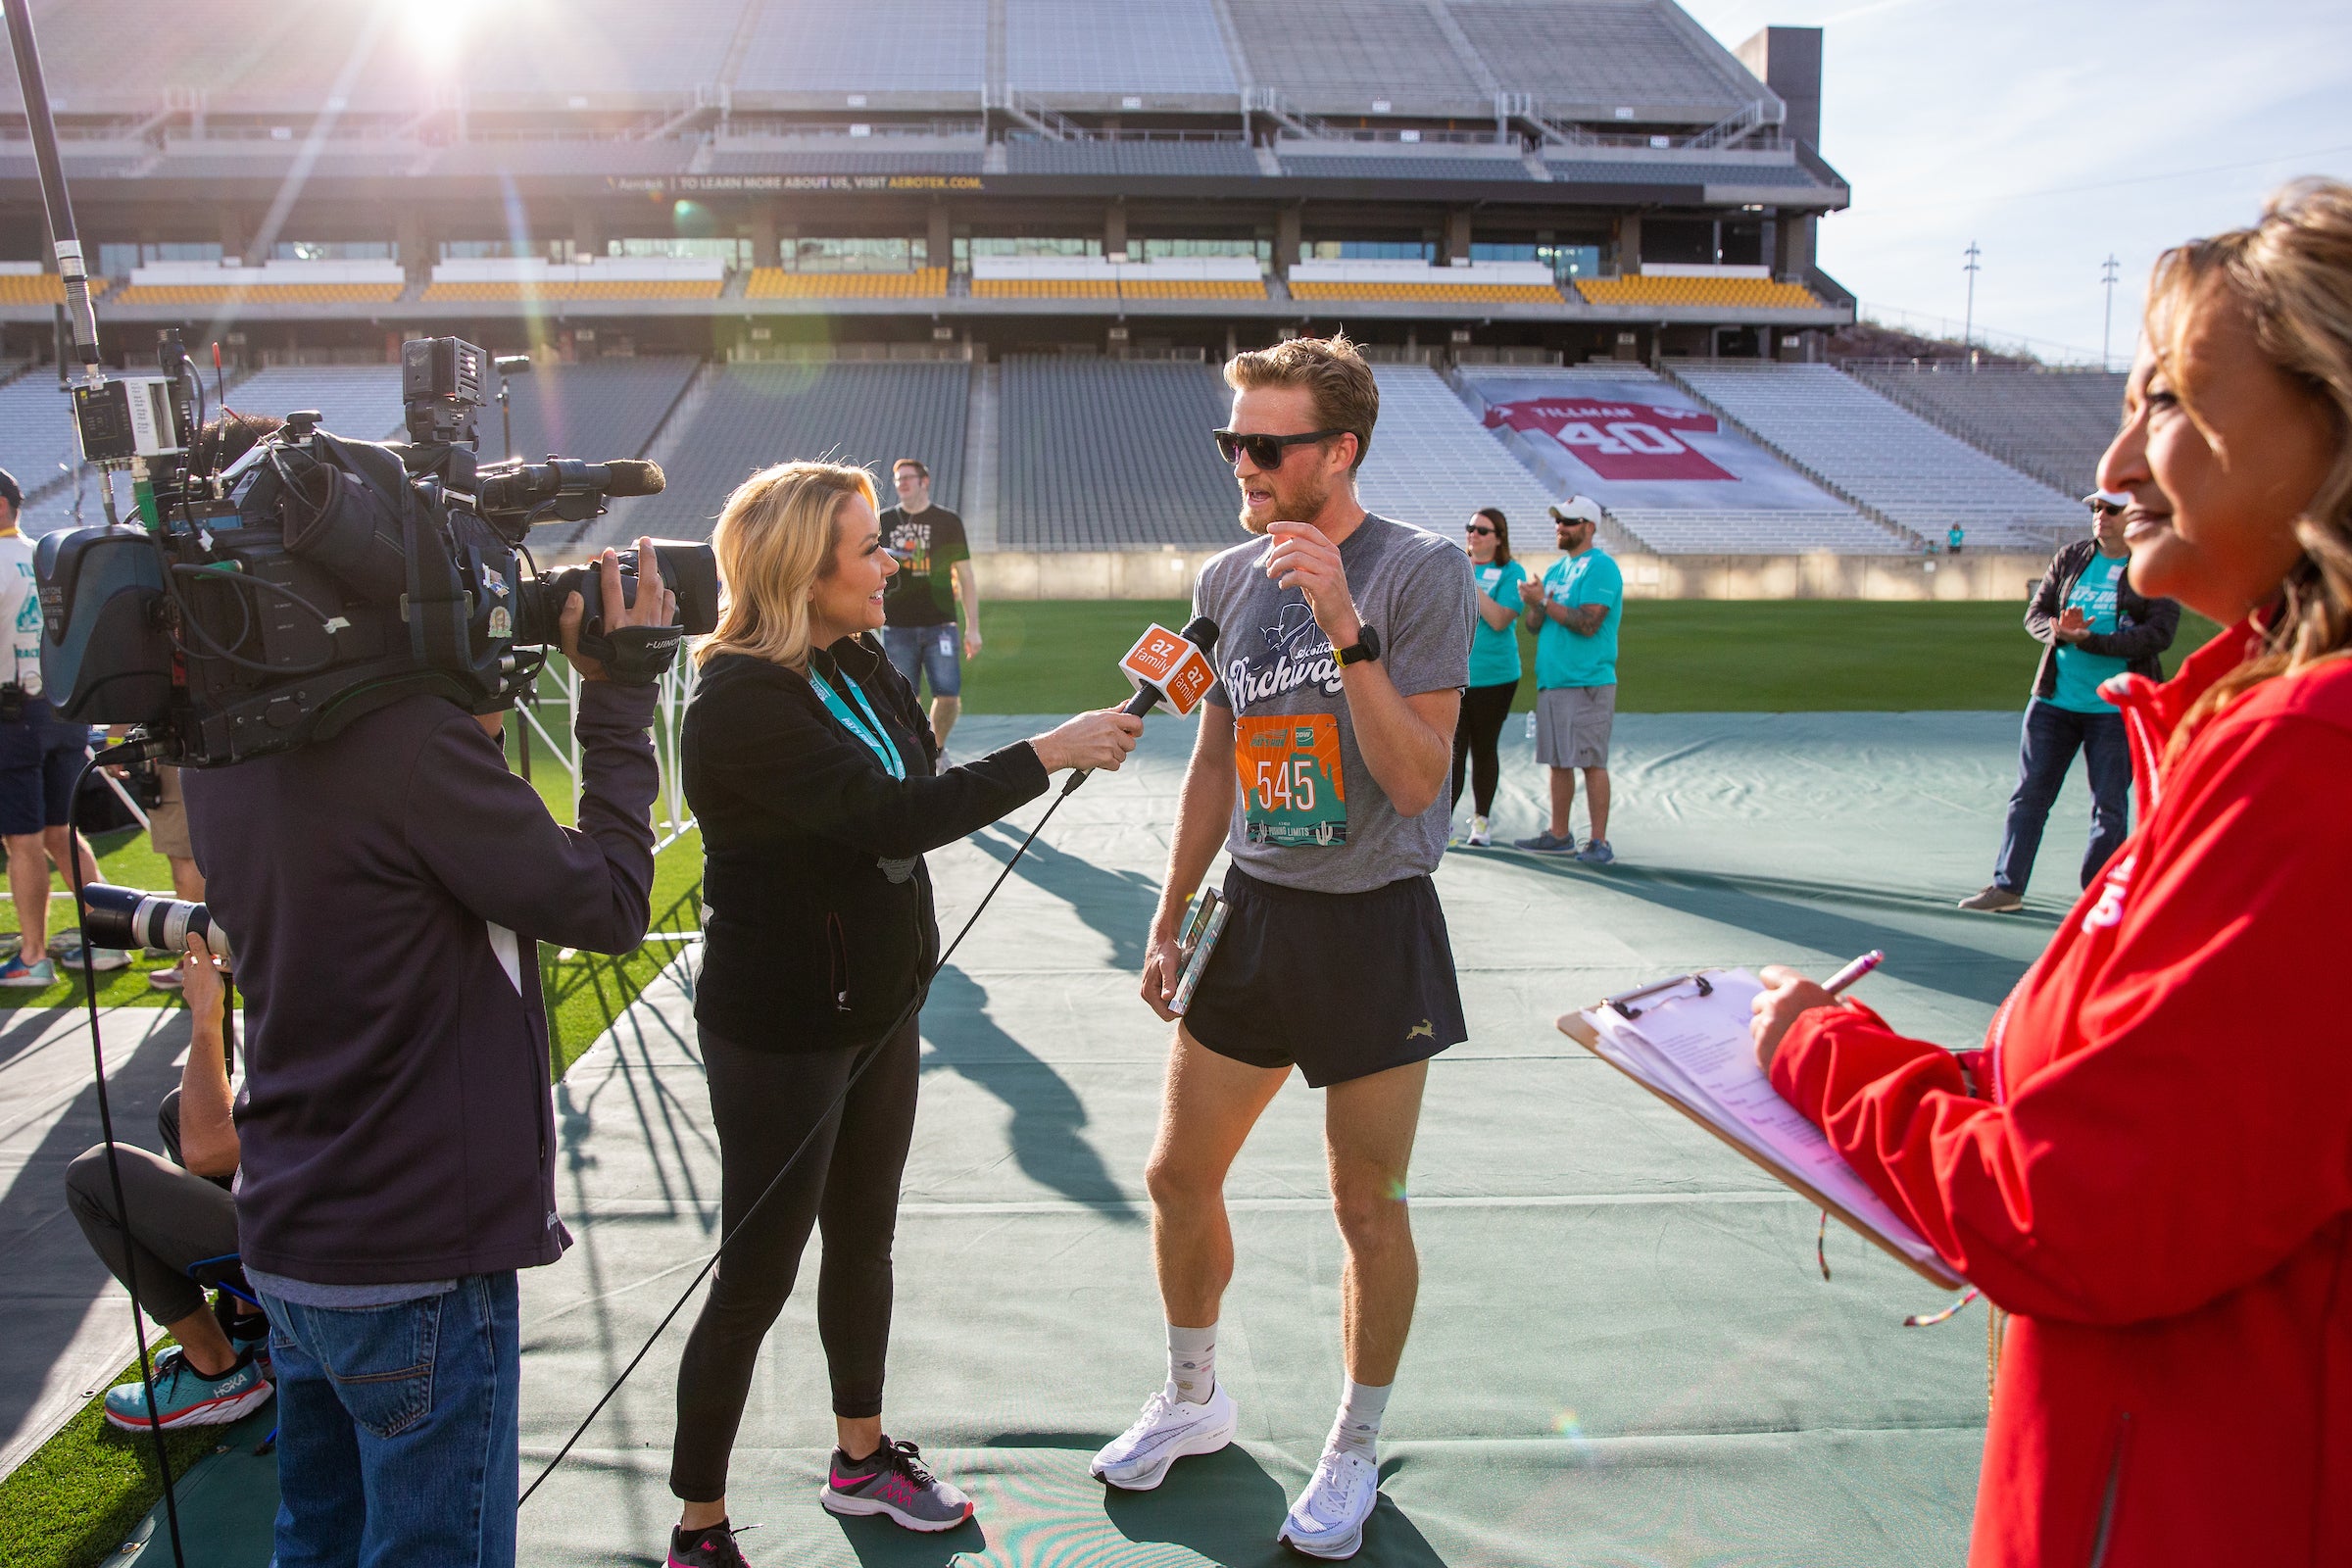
[{"x1": 1558, "y1": 972, "x2": 1965, "y2": 1291}]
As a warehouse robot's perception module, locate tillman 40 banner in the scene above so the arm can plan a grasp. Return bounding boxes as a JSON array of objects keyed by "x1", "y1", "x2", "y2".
[{"x1": 1482, "y1": 398, "x2": 1736, "y2": 482}]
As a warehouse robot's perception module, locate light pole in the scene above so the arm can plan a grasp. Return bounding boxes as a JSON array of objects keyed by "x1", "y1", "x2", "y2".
[
  {"x1": 1962, "y1": 241, "x2": 1982, "y2": 363},
  {"x1": 2101, "y1": 255, "x2": 2121, "y2": 370}
]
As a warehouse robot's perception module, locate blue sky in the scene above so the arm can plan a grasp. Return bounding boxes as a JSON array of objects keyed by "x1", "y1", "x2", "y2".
[{"x1": 1683, "y1": 0, "x2": 2352, "y2": 364}]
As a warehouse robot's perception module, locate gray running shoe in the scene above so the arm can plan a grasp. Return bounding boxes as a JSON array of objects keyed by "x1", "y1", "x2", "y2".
[
  {"x1": 1957, "y1": 885, "x2": 2024, "y2": 913},
  {"x1": 819, "y1": 1439, "x2": 973, "y2": 1533},
  {"x1": 1575, "y1": 840, "x2": 1615, "y2": 865},
  {"x1": 1512, "y1": 831, "x2": 1577, "y2": 855}
]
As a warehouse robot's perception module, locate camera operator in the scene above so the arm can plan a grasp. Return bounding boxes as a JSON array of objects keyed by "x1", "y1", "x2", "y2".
[
  {"x1": 660, "y1": 463, "x2": 1139, "y2": 1560},
  {"x1": 65, "y1": 934, "x2": 272, "y2": 1428},
  {"x1": 0, "y1": 466, "x2": 119, "y2": 985},
  {"x1": 183, "y1": 539, "x2": 678, "y2": 1568}
]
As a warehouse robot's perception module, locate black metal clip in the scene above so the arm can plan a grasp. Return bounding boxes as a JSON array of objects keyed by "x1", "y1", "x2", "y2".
[{"x1": 1604, "y1": 970, "x2": 1713, "y2": 1020}]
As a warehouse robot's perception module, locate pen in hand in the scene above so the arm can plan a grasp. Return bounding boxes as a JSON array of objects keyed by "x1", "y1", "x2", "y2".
[{"x1": 1821, "y1": 949, "x2": 1885, "y2": 997}]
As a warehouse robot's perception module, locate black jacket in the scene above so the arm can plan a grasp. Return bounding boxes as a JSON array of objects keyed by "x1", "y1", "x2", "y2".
[
  {"x1": 684, "y1": 638, "x2": 1049, "y2": 1051},
  {"x1": 185, "y1": 684, "x2": 660, "y2": 1285},
  {"x1": 2026, "y1": 539, "x2": 2181, "y2": 701}
]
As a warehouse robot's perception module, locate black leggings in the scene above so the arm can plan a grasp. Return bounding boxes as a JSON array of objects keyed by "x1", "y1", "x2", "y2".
[
  {"x1": 64, "y1": 1090, "x2": 241, "y2": 1329},
  {"x1": 669, "y1": 1019, "x2": 920, "y2": 1502},
  {"x1": 1450, "y1": 679, "x2": 1521, "y2": 815}
]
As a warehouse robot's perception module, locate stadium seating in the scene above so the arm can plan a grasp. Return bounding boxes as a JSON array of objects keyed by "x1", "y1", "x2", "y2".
[
  {"x1": 112, "y1": 262, "x2": 406, "y2": 308},
  {"x1": 1576, "y1": 274, "x2": 1822, "y2": 310},
  {"x1": 0, "y1": 368, "x2": 89, "y2": 530},
  {"x1": 745, "y1": 269, "x2": 951, "y2": 299},
  {"x1": 1288, "y1": 280, "x2": 1563, "y2": 304},
  {"x1": 1845, "y1": 365, "x2": 2128, "y2": 498},
  {"x1": 1006, "y1": 0, "x2": 1240, "y2": 95},
  {"x1": 734, "y1": 0, "x2": 986, "y2": 96},
  {"x1": 1288, "y1": 260, "x2": 1563, "y2": 305},
  {"x1": 1352, "y1": 366, "x2": 1561, "y2": 536},
  {"x1": 1223, "y1": 0, "x2": 1487, "y2": 109},
  {"x1": 220, "y1": 365, "x2": 407, "y2": 441},
  {"x1": 1004, "y1": 140, "x2": 1261, "y2": 178},
  {"x1": 0, "y1": 274, "x2": 108, "y2": 305},
  {"x1": 972, "y1": 278, "x2": 1122, "y2": 299},
  {"x1": 456, "y1": 0, "x2": 741, "y2": 99},
  {"x1": 1604, "y1": 507, "x2": 1912, "y2": 555},
  {"x1": 998, "y1": 357, "x2": 1244, "y2": 550},
  {"x1": 620, "y1": 363, "x2": 971, "y2": 546},
  {"x1": 113, "y1": 283, "x2": 406, "y2": 306},
  {"x1": 493, "y1": 357, "x2": 702, "y2": 468},
  {"x1": 427, "y1": 140, "x2": 699, "y2": 178},
  {"x1": 1670, "y1": 363, "x2": 2081, "y2": 552},
  {"x1": 424, "y1": 259, "x2": 727, "y2": 304},
  {"x1": 705, "y1": 150, "x2": 988, "y2": 175},
  {"x1": 1451, "y1": 0, "x2": 1759, "y2": 114},
  {"x1": 1278, "y1": 155, "x2": 1534, "y2": 183},
  {"x1": 1116, "y1": 278, "x2": 1268, "y2": 300},
  {"x1": 1540, "y1": 158, "x2": 1832, "y2": 192}
]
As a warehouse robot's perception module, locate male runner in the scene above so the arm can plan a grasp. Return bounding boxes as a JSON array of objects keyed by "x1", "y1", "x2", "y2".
[{"x1": 1093, "y1": 335, "x2": 1472, "y2": 1560}]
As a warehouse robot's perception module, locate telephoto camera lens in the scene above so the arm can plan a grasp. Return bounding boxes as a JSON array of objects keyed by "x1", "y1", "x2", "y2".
[{"x1": 78, "y1": 884, "x2": 233, "y2": 964}]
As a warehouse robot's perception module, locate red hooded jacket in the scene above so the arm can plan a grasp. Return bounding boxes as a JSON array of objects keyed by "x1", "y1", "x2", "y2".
[{"x1": 1771, "y1": 621, "x2": 2352, "y2": 1568}]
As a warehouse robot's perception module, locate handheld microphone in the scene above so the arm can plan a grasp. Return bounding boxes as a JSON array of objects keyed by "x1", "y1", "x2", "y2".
[{"x1": 1066, "y1": 614, "x2": 1221, "y2": 794}]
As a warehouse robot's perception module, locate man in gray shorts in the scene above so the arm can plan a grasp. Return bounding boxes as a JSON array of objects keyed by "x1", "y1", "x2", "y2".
[{"x1": 1515, "y1": 496, "x2": 1623, "y2": 863}]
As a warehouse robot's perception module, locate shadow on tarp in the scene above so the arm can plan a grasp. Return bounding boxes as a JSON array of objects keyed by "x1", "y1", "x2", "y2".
[
  {"x1": 1469, "y1": 851, "x2": 2039, "y2": 1007},
  {"x1": 1101, "y1": 1444, "x2": 1450, "y2": 1567},
  {"x1": 122, "y1": 1402, "x2": 279, "y2": 1567}
]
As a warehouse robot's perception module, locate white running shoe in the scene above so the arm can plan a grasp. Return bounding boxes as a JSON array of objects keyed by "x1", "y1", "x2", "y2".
[
  {"x1": 1278, "y1": 1447, "x2": 1379, "y2": 1559},
  {"x1": 1465, "y1": 814, "x2": 1493, "y2": 848},
  {"x1": 1090, "y1": 1384, "x2": 1238, "y2": 1491}
]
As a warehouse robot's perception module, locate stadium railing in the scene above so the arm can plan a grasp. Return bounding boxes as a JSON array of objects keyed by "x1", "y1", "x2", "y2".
[
  {"x1": 1286, "y1": 259, "x2": 1564, "y2": 305},
  {"x1": 1577, "y1": 270, "x2": 1822, "y2": 310}
]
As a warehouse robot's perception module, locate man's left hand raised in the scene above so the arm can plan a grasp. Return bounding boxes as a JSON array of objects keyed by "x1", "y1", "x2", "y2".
[{"x1": 1265, "y1": 519, "x2": 1361, "y2": 647}]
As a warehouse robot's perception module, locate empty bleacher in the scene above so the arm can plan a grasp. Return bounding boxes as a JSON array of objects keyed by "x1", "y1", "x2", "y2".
[
  {"x1": 0, "y1": 368, "x2": 88, "y2": 530},
  {"x1": 745, "y1": 269, "x2": 951, "y2": 299},
  {"x1": 1540, "y1": 158, "x2": 1833, "y2": 192},
  {"x1": 225, "y1": 365, "x2": 407, "y2": 441},
  {"x1": 427, "y1": 140, "x2": 699, "y2": 178},
  {"x1": 1224, "y1": 0, "x2": 1487, "y2": 110},
  {"x1": 1287, "y1": 261, "x2": 1562, "y2": 305},
  {"x1": 0, "y1": 272, "x2": 108, "y2": 305},
  {"x1": 734, "y1": 0, "x2": 986, "y2": 96},
  {"x1": 423, "y1": 259, "x2": 726, "y2": 303},
  {"x1": 1278, "y1": 155, "x2": 1533, "y2": 183},
  {"x1": 621, "y1": 363, "x2": 971, "y2": 546},
  {"x1": 705, "y1": 149, "x2": 987, "y2": 175},
  {"x1": 112, "y1": 261, "x2": 406, "y2": 308},
  {"x1": 1353, "y1": 366, "x2": 1560, "y2": 536},
  {"x1": 1845, "y1": 365, "x2": 2129, "y2": 498},
  {"x1": 456, "y1": 0, "x2": 742, "y2": 99},
  {"x1": 998, "y1": 357, "x2": 1243, "y2": 551},
  {"x1": 1003, "y1": 140, "x2": 1261, "y2": 177},
  {"x1": 1577, "y1": 274, "x2": 1821, "y2": 310},
  {"x1": 1604, "y1": 507, "x2": 1911, "y2": 555},
  {"x1": 1006, "y1": 0, "x2": 1240, "y2": 95},
  {"x1": 1670, "y1": 363, "x2": 2082, "y2": 552},
  {"x1": 1451, "y1": 0, "x2": 1758, "y2": 114},
  {"x1": 492, "y1": 358, "x2": 702, "y2": 466}
]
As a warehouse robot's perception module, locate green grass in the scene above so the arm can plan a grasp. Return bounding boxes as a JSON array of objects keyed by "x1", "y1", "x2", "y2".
[
  {"x1": 959, "y1": 598, "x2": 2225, "y2": 714},
  {"x1": 0, "y1": 599, "x2": 2229, "y2": 1565}
]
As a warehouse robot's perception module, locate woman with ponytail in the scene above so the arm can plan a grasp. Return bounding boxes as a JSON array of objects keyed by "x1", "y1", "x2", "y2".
[{"x1": 1752, "y1": 181, "x2": 2352, "y2": 1567}]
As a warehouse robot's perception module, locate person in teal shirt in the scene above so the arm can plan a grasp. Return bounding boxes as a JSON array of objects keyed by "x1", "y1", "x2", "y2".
[
  {"x1": 1959, "y1": 490, "x2": 2180, "y2": 912},
  {"x1": 1450, "y1": 508, "x2": 1527, "y2": 847},
  {"x1": 1514, "y1": 497, "x2": 1623, "y2": 863}
]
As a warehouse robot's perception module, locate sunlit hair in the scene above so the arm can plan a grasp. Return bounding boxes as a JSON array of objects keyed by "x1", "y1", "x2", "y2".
[
  {"x1": 694, "y1": 461, "x2": 876, "y2": 673},
  {"x1": 2146, "y1": 177, "x2": 2352, "y2": 745},
  {"x1": 1224, "y1": 332, "x2": 1379, "y2": 473},
  {"x1": 1475, "y1": 506, "x2": 1512, "y2": 565}
]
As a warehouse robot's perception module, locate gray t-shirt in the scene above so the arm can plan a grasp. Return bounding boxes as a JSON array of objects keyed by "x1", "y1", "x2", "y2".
[{"x1": 1195, "y1": 514, "x2": 1473, "y2": 895}]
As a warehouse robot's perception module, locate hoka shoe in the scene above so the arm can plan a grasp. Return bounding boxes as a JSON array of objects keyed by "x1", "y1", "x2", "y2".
[
  {"x1": 819, "y1": 1439, "x2": 973, "y2": 1532},
  {"x1": 53, "y1": 938, "x2": 131, "y2": 972},
  {"x1": 1278, "y1": 1447, "x2": 1380, "y2": 1559},
  {"x1": 666, "y1": 1520, "x2": 755, "y2": 1567},
  {"x1": 0, "y1": 955, "x2": 54, "y2": 988},
  {"x1": 1091, "y1": 1383, "x2": 1239, "y2": 1491},
  {"x1": 103, "y1": 1346, "x2": 272, "y2": 1431},
  {"x1": 1465, "y1": 814, "x2": 1493, "y2": 848}
]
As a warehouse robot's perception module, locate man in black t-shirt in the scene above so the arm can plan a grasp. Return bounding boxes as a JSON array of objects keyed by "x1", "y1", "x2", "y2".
[{"x1": 877, "y1": 458, "x2": 980, "y2": 748}]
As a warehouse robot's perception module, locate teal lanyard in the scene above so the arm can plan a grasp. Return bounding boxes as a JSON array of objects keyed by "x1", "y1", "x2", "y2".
[{"x1": 810, "y1": 665, "x2": 906, "y2": 781}]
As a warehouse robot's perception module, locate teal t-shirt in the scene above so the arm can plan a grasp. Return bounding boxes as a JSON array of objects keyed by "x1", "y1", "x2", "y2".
[
  {"x1": 1467, "y1": 559, "x2": 1528, "y2": 687},
  {"x1": 2050, "y1": 553, "x2": 2131, "y2": 713},
  {"x1": 1535, "y1": 548, "x2": 1623, "y2": 689}
]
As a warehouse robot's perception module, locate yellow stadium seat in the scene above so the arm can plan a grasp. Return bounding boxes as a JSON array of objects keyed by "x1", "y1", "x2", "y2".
[
  {"x1": 1117, "y1": 279, "x2": 1268, "y2": 300},
  {"x1": 1286, "y1": 281, "x2": 1565, "y2": 304},
  {"x1": 1574, "y1": 276, "x2": 1821, "y2": 310},
  {"x1": 744, "y1": 269, "x2": 948, "y2": 299},
  {"x1": 971, "y1": 278, "x2": 1120, "y2": 298},
  {"x1": 112, "y1": 283, "x2": 405, "y2": 306},
  {"x1": 420, "y1": 279, "x2": 725, "y2": 302},
  {"x1": 0, "y1": 275, "x2": 109, "y2": 304}
]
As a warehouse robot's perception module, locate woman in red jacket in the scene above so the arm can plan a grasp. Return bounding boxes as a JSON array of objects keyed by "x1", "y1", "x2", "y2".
[{"x1": 1752, "y1": 179, "x2": 2352, "y2": 1568}]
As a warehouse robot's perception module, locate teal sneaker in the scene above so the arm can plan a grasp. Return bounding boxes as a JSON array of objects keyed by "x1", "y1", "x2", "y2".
[
  {"x1": 52, "y1": 938, "x2": 131, "y2": 973},
  {"x1": 103, "y1": 1347, "x2": 273, "y2": 1431},
  {"x1": 0, "y1": 955, "x2": 54, "y2": 988}
]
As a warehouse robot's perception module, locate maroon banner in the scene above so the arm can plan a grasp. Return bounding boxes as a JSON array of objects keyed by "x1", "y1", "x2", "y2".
[{"x1": 1483, "y1": 397, "x2": 1737, "y2": 482}]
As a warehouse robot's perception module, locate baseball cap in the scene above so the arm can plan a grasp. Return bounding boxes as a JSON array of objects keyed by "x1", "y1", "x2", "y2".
[
  {"x1": 2082, "y1": 488, "x2": 2132, "y2": 510},
  {"x1": 1548, "y1": 496, "x2": 1605, "y2": 526},
  {"x1": 0, "y1": 467, "x2": 21, "y2": 512}
]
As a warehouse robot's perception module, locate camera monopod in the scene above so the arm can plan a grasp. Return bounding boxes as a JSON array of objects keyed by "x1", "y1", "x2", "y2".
[{"x1": 521, "y1": 724, "x2": 1146, "y2": 1503}]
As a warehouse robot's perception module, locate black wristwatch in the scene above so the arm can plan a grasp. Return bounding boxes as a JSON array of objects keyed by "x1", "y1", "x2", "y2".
[{"x1": 1334, "y1": 625, "x2": 1382, "y2": 667}]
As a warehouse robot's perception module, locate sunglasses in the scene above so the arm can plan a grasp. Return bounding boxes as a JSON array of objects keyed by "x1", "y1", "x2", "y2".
[
  {"x1": 2088, "y1": 501, "x2": 2125, "y2": 517},
  {"x1": 1465, "y1": 524, "x2": 1496, "y2": 536},
  {"x1": 1213, "y1": 427, "x2": 1346, "y2": 469}
]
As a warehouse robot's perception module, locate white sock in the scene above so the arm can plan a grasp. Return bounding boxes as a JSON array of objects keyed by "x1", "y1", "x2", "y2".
[
  {"x1": 1165, "y1": 1322, "x2": 1217, "y2": 1405},
  {"x1": 1328, "y1": 1379, "x2": 1391, "y2": 1461}
]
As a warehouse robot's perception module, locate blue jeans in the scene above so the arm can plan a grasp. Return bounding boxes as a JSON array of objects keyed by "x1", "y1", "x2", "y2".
[
  {"x1": 879, "y1": 622, "x2": 962, "y2": 699},
  {"x1": 261, "y1": 1273, "x2": 520, "y2": 1568},
  {"x1": 1993, "y1": 698, "x2": 2132, "y2": 895}
]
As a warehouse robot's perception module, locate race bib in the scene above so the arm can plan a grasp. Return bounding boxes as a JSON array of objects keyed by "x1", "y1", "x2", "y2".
[{"x1": 1235, "y1": 713, "x2": 1348, "y2": 847}]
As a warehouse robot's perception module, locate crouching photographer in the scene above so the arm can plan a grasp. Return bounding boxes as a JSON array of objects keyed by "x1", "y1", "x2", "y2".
[
  {"x1": 65, "y1": 934, "x2": 272, "y2": 1429},
  {"x1": 182, "y1": 542, "x2": 677, "y2": 1568}
]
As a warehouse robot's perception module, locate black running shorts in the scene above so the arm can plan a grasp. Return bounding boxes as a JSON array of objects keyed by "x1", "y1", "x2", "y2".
[{"x1": 1181, "y1": 865, "x2": 1467, "y2": 1088}]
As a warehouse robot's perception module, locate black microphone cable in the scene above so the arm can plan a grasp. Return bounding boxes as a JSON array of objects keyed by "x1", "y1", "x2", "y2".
[{"x1": 521, "y1": 756, "x2": 1104, "y2": 1504}]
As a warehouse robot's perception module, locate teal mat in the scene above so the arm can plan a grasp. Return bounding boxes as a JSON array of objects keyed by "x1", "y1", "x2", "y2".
[{"x1": 136, "y1": 711, "x2": 2100, "y2": 1564}]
